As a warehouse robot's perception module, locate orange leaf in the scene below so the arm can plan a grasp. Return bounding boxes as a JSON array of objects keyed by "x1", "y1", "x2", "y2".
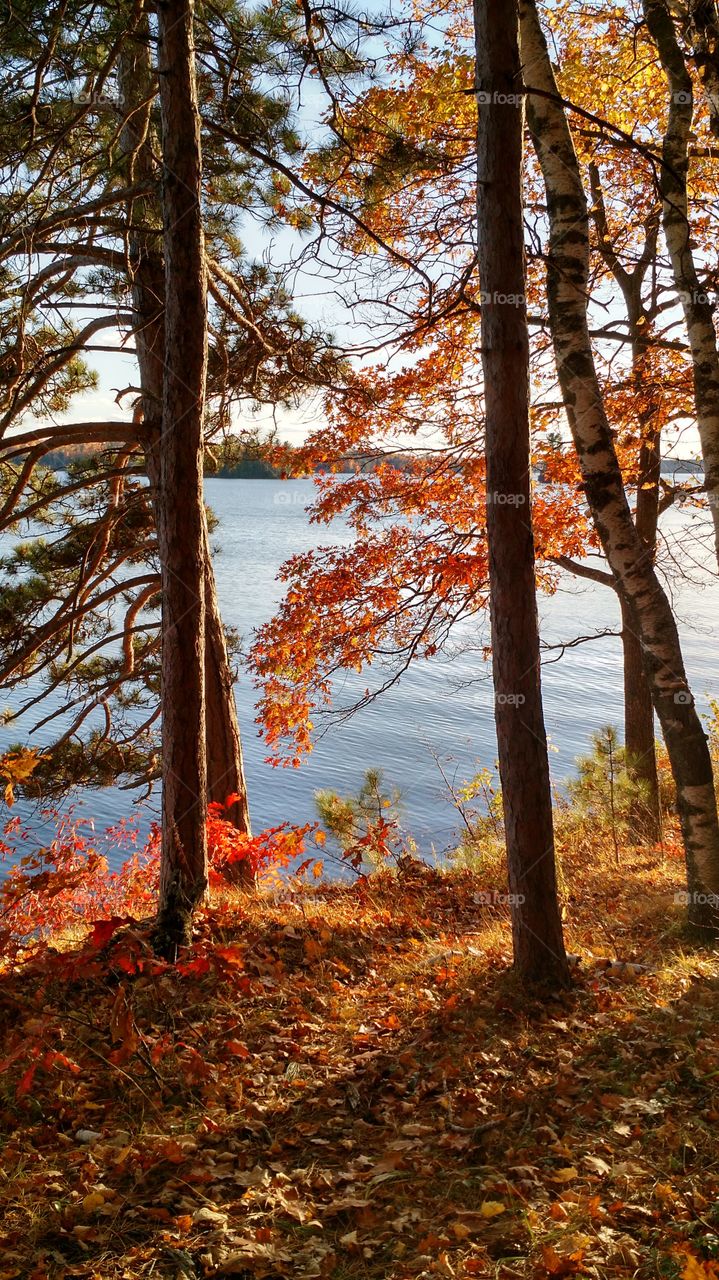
[
  {"x1": 540, "y1": 1244, "x2": 585, "y2": 1277},
  {"x1": 226, "y1": 1040, "x2": 251, "y2": 1058},
  {"x1": 215, "y1": 944, "x2": 245, "y2": 968}
]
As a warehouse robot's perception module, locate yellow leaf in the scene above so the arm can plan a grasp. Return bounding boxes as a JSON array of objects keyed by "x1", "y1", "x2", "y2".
[
  {"x1": 82, "y1": 1192, "x2": 105, "y2": 1213},
  {"x1": 682, "y1": 1256, "x2": 719, "y2": 1280},
  {"x1": 654, "y1": 1181, "x2": 677, "y2": 1206},
  {"x1": 550, "y1": 1166, "x2": 579, "y2": 1183},
  {"x1": 479, "y1": 1201, "x2": 505, "y2": 1218},
  {"x1": 452, "y1": 1222, "x2": 472, "y2": 1241}
]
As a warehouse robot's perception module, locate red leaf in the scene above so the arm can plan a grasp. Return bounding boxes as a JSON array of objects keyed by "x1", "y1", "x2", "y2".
[
  {"x1": 17, "y1": 1061, "x2": 38, "y2": 1097},
  {"x1": 177, "y1": 954, "x2": 212, "y2": 977},
  {"x1": 90, "y1": 916, "x2": 131, "y2": 949}
]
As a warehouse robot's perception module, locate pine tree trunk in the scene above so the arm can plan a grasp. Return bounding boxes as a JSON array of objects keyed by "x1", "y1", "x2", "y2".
[
  {"x1": 118, "y1": 28, "x2": 253, "y2": 877},
  {"x1": 520, "y1": 0, "x2": 719, "y2": 932},
  {"x1": 642, "y1": 0, "x2": 719, "y2": 565},
  {"x1": 474, "y1": 0, "x2": 569, "y2": 988},
  {"x1": 154, "y1": 0, "x2": 209, "y2": 954},
  {"x1": 203, "y1": 535, "x2": 254, "y2": 883}
]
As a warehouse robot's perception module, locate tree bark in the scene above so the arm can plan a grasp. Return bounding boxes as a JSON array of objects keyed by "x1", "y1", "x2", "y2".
[
  {"x1": 203, "y1": 532, "x2": 253, "y2": 880},
  {"x1": 642, "y1": 0, "x2": 719, "y2": 565},
  {"x1": 474, "y1": 0, "x2": 569, "y2": 988},
  {"x1": 588, "y1": 166, "x2": 662, "y2": 838},
  {"x1": 119, "y1": 22, "x2": 253, "y2": 880},
  {"x1": 687, "y1": 0, "x2": 719, "y2": 138},
  {"x1": 624, "y1": 399, "x2": 662, "y2": 838},
  {"x1": 621, "y1": 596, "x2": 661, "y2": 838},
  {"x1": 154, "y1": 0, "x2": 209, "y2": 953},
  {"x1": 520, "y1": 0, "x2": 719, "y2": 932}
]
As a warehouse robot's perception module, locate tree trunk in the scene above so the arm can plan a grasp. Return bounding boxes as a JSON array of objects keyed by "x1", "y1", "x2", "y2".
[
  {"x1": 154, "y1": 0, "x2": 209, "y2": 954},
  {"x1": 642, "y1": 0, "x2": 719, "y2": 565},
  {"x1": 520, "y1": 0, "x2": 719, "y2": 933},
  {"x1": 587, "y1": 167, "x2": 662, "y2": 838},
  {"x1": 118, "y1": 25, "x2": 253, "y2": 879},
  {"x1": 474, "y1": 0, "x2": 569, "y2": 988},
  {"x1": 621, "y1": 596, "x2": 661, "y2": 839},
  {"x1": 625, "y1": 394, "x2": 662, "y2": 839},
  {"x1": 687, "y1": 0, "x2": 719, "y2": 136},
  {"x1": 203, "y1": 528, "x2": 254, "y2": 883}
]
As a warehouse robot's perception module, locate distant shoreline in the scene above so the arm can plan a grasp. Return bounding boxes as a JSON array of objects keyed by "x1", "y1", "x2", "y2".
[{"x1": 36, "y1": 449, "x2": 706, "y2": 480}]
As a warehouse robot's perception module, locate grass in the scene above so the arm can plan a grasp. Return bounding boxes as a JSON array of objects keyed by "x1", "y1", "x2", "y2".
[{"x1": 0, "y1": 842, "x2": 718, "y2": 1279}]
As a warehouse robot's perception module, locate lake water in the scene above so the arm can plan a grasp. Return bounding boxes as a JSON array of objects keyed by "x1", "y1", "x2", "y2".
[{"x1": 2, "y1": 478, "x2": 718, "y2": 860}]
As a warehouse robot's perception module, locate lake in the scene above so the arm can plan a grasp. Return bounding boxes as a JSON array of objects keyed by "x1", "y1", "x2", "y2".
[{"x1": 2, "y1": 477, "x2": 717, "y2": 860}]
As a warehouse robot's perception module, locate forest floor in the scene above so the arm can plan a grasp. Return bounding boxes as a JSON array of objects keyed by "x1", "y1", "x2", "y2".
[{"x1": 1, "y1": 847, "x2": 718, "y2": 1280}]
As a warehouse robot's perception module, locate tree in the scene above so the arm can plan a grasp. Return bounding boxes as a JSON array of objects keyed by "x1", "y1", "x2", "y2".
[
  {"x1": 249, "y1": 0, "x2": 718, "y2": 917},
  {"x1": 117, "y1": 18, "x2": 253, "y2": 863},
  {"x1": 0, "y1": 0, "x2": 246, "y2": 836},
  {"x1": 474, "y1": 0, "x2": 568, "y2": 987},
  {"x1": 151, "y1": 0, "x2": 210, "y2": 952},
  {"x1": 642, "y1": 0, "x2": 719, "y2": 565},
  {"x1": 0, "y1": 0, "x2": 337, "y2": 859},
  {"x1": 519, "y1": 0, "x2": 719, "y2": 932},
  {"x1": 586, "y1": 166, "x2": 663, "y2": 840}
]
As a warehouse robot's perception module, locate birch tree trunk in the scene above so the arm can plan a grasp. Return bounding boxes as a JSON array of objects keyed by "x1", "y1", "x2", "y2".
[
  {"x1": 687, "y1": 0, "x2": 719, "y2": 139},
  {"x1": 588, "y1": 165, "x2": 662, "y2": 838},
  {"x1": 154, "y1": 0, "x2": 209, "y2": 952},
  {"x1": 520, "y1": 0, "x2": 719, "y2": 932},
  {"x1": 642, "y1": 0, "x2": 719, "y2": 565},
  {"x1": 475, "y1": 0, "x2": 569, "y2": 988}
]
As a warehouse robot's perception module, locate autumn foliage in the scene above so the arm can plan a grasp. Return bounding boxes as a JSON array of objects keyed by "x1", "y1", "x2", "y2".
[{"x1": 0, "y1": 796, "x2": 311, "y2": 968}]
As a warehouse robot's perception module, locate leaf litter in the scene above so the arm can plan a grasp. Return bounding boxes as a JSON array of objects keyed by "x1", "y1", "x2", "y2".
[{"x1": 0, "y1": 852, "x2": 718, "y2": 1279}]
